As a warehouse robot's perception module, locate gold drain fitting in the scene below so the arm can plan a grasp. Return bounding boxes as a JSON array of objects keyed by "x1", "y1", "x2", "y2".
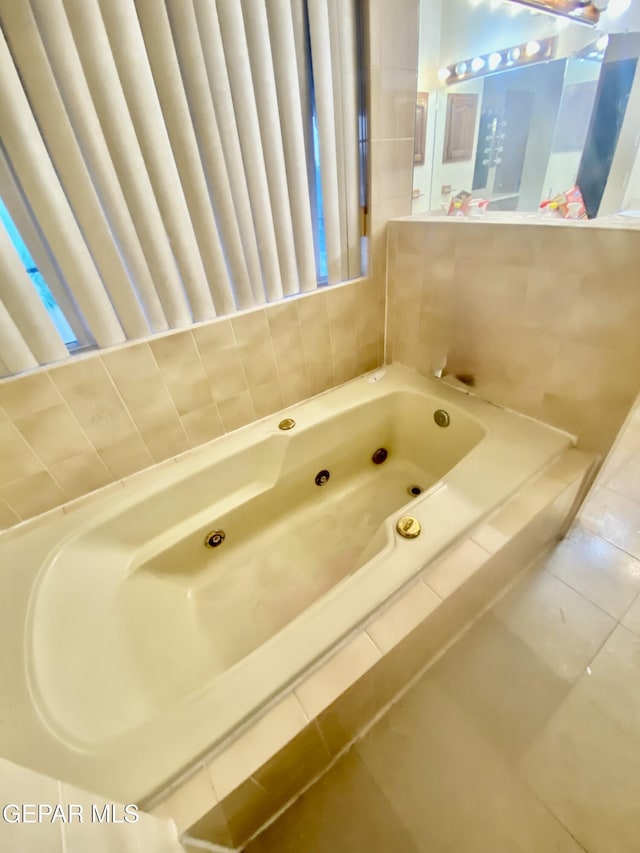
[
  {"x1": 396, "y1": 516, "x2": 421, "y2": 539},
  {"x1": 279, "y1": 418, "x2": 295, "y2": 430}
]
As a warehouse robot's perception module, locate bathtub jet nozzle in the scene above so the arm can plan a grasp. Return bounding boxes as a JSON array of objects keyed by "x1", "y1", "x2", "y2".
[
  {"x1": 204, "y1": 529, "x2": 225, "y2": 548},
  {"x1": 315, "y1": 470, "x2": 330, "y2": 486}
]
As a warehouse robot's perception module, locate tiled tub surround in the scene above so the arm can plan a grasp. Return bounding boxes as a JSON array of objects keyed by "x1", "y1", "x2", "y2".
[
  {"x1": 386, "y1": 218, "x2": 640, "y2": 458},
  {"x1": 161, "y1": 446, "x2": 593, "y2": 850},
  {"x1": 0, "y1": 367, "x2": 585, "y2": 828},
  {"x1": 0, "y1": 277, "x2": 383, "y2": 529}
]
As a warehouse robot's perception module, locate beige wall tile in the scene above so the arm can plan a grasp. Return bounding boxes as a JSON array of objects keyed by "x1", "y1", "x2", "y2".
[
  {"x1": 266, "y1": 302, "x2": 299, "y2": 339},
  {"x1": 180, "y1": 404, "x2": 225, "y2": 446},
  {"x1": 50, "y1": 451, "x2": 112, "y2": 500},
  {"x1": 270, "y1": 326, "x2": 307, "y2": 372},
  {"x1": 217, "y1": 391, "x2": 257, "y2": 433},
  {"x1": 102, "y1": 344, "x2": 180, "y2": 434},
  {"x1": 193, "y1": 318, "x2": 236, "y2": 353},
  {"x1": 15, "y1": 404, "x2": 91, "y2": 465},
  {"x1": 250, "y1": 382, "x2": 284, "y2": 419},
  {"x1": 306, "y1": 358, "x2": 335, "y2": 396},
  {"x1": 371, "y1": 139, "x2": 415, "y2": 202},
  {"x1": 49, "y1": 358, "x2": 137, "y2": 450},
  {"x1": 387, "y1": 220, "x2": 640, "y2": 461},
  {"x1": 295, "y1": 633, "x2": 382, "y2": 720},
  {"x1": 378, "y1": 0, "x2": 419, "y2": 73},
  {"x1": 150, "y1": 331, "x2": 214, "y2": 416},
  {"x1": 0, "y1": 371, "x2": 63, "y2": 419},
  {"x1": 231, "y1": 309, "x2": 269, "y2": 348},
  {"x1": 98, "y1": 433, "x2": 154, "y2": 479},
  {"x1": 142, "y1": 420, "x2": 191, "y2": 462},
  {"x1": 239, "y1": 339, "x2": 279, "y2": 388},
  {"x1": 206, "y1": 695, "x2": 308, "y2": 801},
  {"x1": 204, "y1": 347, "x2": 249, "y2": 402},
  {"x1": 423, "y1": 539, "x2": 491, "y2": 599},
  {"x1": 279, "y1": 368, "x2": 311, "y2": 408},
  {"x1": 221, "y1": 723, "x2": 331, "y2": 847},
  {"x1": 1, "y1": 470, "x2": 66, "y2": 519},
  {"x1": 150, "y1": 766, "x2": 217, "y2": 834},
  {"x1": 367, "y1": 581, "x2": 441, "y2": 653},
  {"x1": 0, "y1": 422, "x2": 45, "y2": 485}
]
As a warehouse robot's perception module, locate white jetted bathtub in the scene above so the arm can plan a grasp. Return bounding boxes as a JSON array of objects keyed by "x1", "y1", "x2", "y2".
[{"x1": 0, "y1": 365, "x2": 573, "y2": 804}]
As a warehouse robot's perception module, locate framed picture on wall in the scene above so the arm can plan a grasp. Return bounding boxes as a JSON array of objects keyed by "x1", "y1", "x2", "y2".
[{"x1": 414, "y1": 92, "x2": 429, "y2": 165}]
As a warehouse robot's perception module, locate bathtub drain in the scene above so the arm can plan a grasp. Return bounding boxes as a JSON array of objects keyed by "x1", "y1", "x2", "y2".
[
  {"x1": 315, "y1": 469, "x2": 330, "y2": 486},
  {"x1": 408, "y1": 485, "x2": 422, "y2": 497}
]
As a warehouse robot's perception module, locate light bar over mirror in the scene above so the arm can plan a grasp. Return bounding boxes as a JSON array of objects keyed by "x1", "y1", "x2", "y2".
[{"x1": 504, "y1": 0, "x2": 602, "y2": 25}]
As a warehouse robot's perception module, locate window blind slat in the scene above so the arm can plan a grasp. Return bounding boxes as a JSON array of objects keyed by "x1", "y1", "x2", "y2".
[
  {"x1": 215, "y1": 0, "x2": 284, "y2": 303},
  {"x1": 192, "y1": 0, "x2": 267, "y2": 306},
  {"x1": 136, "y1": 0, "x2": 237, "y2": 316},
  {"x1": 266, "y1": 0, "x2": 317, "y2": 292},
  {"x1": 242, "y1": 0, "x2": 300, "y2": 297},
  {"x1": 0, "y1": 222, "x2": 68, "y2": 366},
  {"x1": 31, "y1": 0, "x2": 170, "y2": 336},
  {"x1": 97, "y1": 0, "x2": 215, "y2": 322},
  {"x1": 0, "y1": 299, "x2": 38, "y2": 376},
  {"x1": 1, "y1": 0, "x2": 152, "y2": 341},
  {"x1": 0, "y1": 23, "x2": 125, "y2": 349},
  {"x1": 166, "y1": 0, "x2": 256, "y2": 311},
  {"x1": 62, "y1": 0, "x2": 193, "y2": 329}
]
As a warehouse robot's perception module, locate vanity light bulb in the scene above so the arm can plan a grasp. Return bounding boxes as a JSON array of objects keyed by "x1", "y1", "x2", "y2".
[
  {"x1": 508, "y1": 47, "x2": 521, "y2": 62},
  {"x1": 525, "y1": 41, "x2": 541, "y2": 58},
  {"x1": 471, "y1": 57, "x2": 485, "y2": 73},
  {"x1": 455, "y1": 61, "x2": 468, "y2": 76},
  {"x1": 488, "y1": 52, "x2": 502, "y2": 70},
  {"x1": 438, "y1": 67, "x2": 452, "y2": 83}
]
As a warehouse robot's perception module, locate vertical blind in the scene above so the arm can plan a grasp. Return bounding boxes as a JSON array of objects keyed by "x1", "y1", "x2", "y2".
[{"x1": 0, "y1": 0, "x2": 362, "y2": 377}]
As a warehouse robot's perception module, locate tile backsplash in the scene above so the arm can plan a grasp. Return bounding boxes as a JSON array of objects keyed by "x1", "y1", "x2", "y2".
[
  {"x1": 0, "y1": 278, "x2": 383, "y2": 529},
  {"x1": 387, "y1": 219, "x2": 640, "y2": 458}
]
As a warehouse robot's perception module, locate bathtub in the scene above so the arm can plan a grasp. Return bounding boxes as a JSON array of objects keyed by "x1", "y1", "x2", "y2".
[{"x1": 0, "y1": 364, "x2": 573, "y2": 805}]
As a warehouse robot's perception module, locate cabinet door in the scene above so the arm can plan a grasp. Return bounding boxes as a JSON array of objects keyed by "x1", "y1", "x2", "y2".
[{"x1": 443, "y1": 93, "x2": 479, "y2": 163}]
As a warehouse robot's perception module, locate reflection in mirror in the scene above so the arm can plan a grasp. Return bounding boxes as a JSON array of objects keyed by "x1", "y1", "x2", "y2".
[{"x1": 413, "y1": 0, "x2": 640, "y2": 218}]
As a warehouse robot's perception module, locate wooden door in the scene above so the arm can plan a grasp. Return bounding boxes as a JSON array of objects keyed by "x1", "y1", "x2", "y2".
[{"x1": 443, "y1": 93, "x2": 478, "y2": 163}]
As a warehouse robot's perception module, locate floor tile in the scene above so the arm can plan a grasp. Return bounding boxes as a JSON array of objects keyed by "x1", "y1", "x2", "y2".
[
  {"x1": 573, "y1": 624, "x2": 640, "y2": 746},
  {"x1": 621, "y1": 594, "x2": 640, "y2": 635},
  {"x1": 243, "y1": 750, "x2": 421, "y2": 853},
  {"x1": 580, "y1": 486, "x2": 640, "y2": 560},
  {"x1": 356, "y1": 677, "x2": 579, "y2": 853},
  {"x1": 520, "y1": 690, "x2": 640, "y2": 853},
  {"x1": 492, "y1": 565, "x2": 616, "y2": 681},
  {"x1": 430, "y1": 612, "x2": 571, "y2": 762},
  {"x1": 544, "y1": 524, "x2": 640, "y2": 618}
]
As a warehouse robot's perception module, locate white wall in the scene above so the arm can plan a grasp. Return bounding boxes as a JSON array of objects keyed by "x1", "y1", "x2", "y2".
[{"x1": 430, "y1": 77, "x2": 485, "y2": 209}]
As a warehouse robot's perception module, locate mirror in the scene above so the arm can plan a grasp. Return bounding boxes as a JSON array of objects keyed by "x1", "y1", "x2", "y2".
[{"x1": 413, "y1": 0, "x2": 640, "y2": 218}]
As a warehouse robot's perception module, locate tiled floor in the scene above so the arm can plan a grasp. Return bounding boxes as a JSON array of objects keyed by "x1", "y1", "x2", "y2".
[{"x1": 245, "y1": 404, "x2": 640, "y2": 853}]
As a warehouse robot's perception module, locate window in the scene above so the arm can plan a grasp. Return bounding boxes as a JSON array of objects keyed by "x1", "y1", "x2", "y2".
[
  {"x1": 0, "y1": 0, "x2": 363, "y2": 376},
  {"x1": 0, "y1": 198, "x2": 77, "y2": 349}
]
